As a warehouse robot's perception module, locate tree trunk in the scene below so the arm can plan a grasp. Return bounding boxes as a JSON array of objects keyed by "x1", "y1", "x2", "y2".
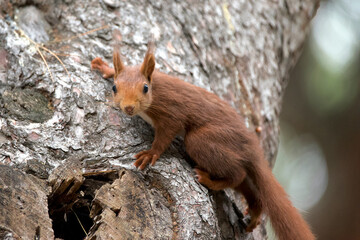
[{"x1": 0, "y1": 0, "x2": 319, "y2": 239}]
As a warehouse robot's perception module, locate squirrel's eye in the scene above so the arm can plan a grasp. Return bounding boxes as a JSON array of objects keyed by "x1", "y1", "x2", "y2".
[
  {"x1": 143, "y1": 84, "x2": 148, "y2": 94},
  {"x1": 112, "y1": 85, "x2": 117, "y2": 94}
]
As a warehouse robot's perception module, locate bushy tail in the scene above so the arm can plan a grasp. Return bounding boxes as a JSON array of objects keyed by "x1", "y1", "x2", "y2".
[{"x1": 245, "y1": 159, "x2": 315, "y2": 240}]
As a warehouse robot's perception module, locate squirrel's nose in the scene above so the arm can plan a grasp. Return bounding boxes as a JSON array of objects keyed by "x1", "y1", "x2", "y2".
[{"x1": 125, "y1": 105, "x2": 135, "y2": 115}]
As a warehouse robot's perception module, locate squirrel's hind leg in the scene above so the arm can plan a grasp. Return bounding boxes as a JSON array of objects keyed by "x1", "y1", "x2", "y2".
[
  {"x1": 194, "y1": 167, "x2": 246, "y2": 191},
  {"x1": 195, "y1": 167, "x2": 263, "y2": 232},
  {"x1": 235, "y1": 178, "x2": 263, "y2": 232}
]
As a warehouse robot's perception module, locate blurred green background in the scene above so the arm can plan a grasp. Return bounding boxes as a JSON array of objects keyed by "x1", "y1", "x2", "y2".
[{"x1": 273, "y1": 0, "x2": 360, "y2": 239}]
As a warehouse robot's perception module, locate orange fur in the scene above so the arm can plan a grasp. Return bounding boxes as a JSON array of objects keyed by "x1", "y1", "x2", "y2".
[{"x1": 91, "y1": 41, "x2": 315, "y2": 240}]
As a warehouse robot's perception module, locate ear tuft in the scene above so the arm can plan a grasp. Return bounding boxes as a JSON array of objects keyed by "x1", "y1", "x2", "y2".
[
  {"x1": 113, "y1": 47, "x2": 124, "y2": 79},
  {"x1": 140, "y1": 41, "x2": 156, "y2": 82}
]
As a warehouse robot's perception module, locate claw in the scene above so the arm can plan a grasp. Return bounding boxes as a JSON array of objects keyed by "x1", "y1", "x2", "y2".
[
  {"x1": 139, "y1": 157, "x2": 151, "y2": 170},
  {"x1": 244, "y1": 207, "x2": 249, "y2": 216},
  {"x1": 134, "y1": 150, "x2": 159, "y2": 170},
  {"x1": 151, "y1": 154, "x2": 158, "y2": 166}
]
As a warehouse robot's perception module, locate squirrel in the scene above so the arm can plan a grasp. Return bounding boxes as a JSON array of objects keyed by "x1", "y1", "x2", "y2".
[{"x1": 91, "y1": 41, "x2": 315, "y2": 240}]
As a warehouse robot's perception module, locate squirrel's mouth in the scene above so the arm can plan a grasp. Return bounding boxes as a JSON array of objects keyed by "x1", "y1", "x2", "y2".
[
  {"x1": 122, "y1": 106, "x2": 136, "y2": 116},
  {"x1": 124, "y1": 109, "x2": 140, "y2": 117},
  {"x1": 124, "y1": 111, "x2": 135, "y2": 116}
]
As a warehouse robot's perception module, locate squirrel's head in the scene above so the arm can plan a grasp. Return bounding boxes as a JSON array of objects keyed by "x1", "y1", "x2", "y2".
[{"x1": 112, "y1": 42, "x2": 155, "y2": 116}]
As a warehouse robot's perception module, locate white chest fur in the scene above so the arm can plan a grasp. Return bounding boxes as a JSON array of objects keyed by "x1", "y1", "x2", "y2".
[
  {"x1": 138, "y1": 111, "x2": 154, "y2": 127},
  {"x1": 137, "y1": 111, "x2": 185, "y2": 137}
]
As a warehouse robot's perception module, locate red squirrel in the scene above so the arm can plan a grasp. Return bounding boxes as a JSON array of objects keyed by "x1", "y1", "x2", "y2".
[{"x1": 91, "y1": 41, "x2": 315, "y2": 240}]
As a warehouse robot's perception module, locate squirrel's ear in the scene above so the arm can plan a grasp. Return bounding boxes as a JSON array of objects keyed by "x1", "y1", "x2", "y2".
[
  {"x1": 113, "y1": 47, "x2": 124, "y2": 79},
  {"x1": 140, "y1": 41, "x2": 155, "y2": 82}
]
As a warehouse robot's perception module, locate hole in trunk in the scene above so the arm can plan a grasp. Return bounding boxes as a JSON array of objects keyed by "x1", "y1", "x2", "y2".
[
  {"x1": 52, "y1": 206, "x2": 93, "y2": 239},
  {"x1": 48, "y1": 170, "x2": 119, "y2": 239}
]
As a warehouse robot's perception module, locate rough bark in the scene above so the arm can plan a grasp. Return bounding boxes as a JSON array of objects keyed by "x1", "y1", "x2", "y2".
[{"x1": 0, "y1": 0, "x2": 319, "y2": 239}]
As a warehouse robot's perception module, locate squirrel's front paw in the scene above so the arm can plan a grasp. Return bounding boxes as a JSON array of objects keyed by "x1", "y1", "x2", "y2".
[
  {"x1": 91, "y1": 57, "x2": 107, "y2": 70},
  {"x1": 91, "y1": 58, "x2": 113, "y2": 78},
  {"x1": 134, "y1": 150, "x2": 159, "y2": 170}
]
